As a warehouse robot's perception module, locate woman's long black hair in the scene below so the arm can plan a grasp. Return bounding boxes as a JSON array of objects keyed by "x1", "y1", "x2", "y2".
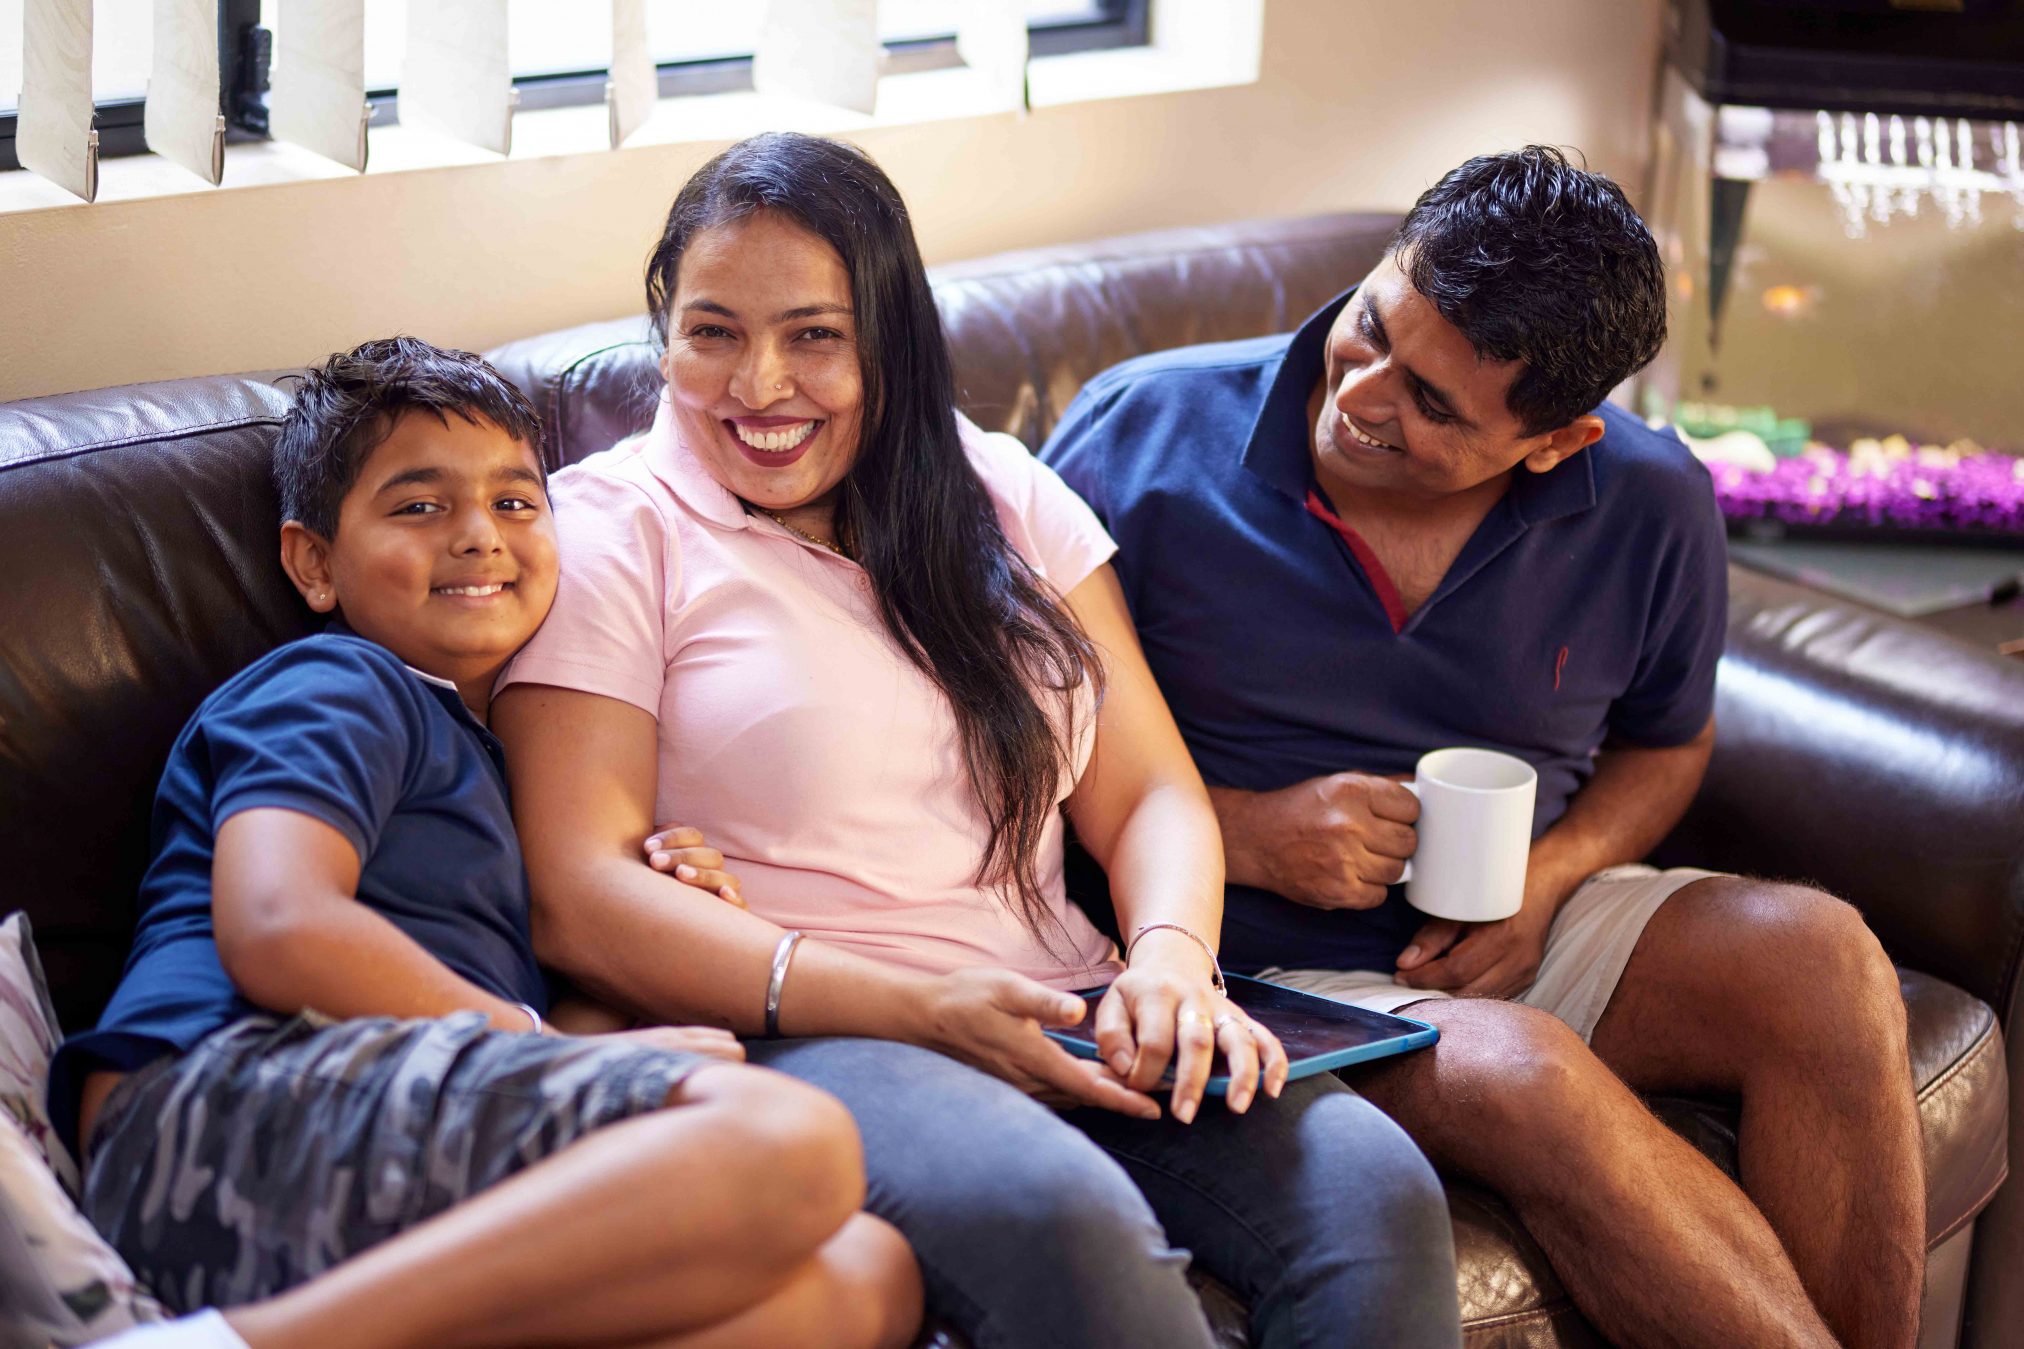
[{"x1": 645, "y1": 132, "x2": 1102, "y2": 949}]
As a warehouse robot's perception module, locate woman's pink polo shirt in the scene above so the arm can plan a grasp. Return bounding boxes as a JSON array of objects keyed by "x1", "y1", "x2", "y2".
[{"x1": 501, "y1": 397, "x2": 1125, "y2": 991}]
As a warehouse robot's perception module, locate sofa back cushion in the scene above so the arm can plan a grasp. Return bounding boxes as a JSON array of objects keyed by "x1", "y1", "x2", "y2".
[{"x1": 0, "y1": 214, "x2": 1398, "y2": 1034}]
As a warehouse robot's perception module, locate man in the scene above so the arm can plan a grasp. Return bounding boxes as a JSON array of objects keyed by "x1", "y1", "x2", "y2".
[{"x1": 1043, "y1": 147, "x2": 1923, "y2": 1349}]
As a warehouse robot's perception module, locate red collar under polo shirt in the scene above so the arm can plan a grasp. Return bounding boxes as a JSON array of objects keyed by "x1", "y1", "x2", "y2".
[{"x1": 1041, "y1": 290, "x2": 1728, "y2": 976}]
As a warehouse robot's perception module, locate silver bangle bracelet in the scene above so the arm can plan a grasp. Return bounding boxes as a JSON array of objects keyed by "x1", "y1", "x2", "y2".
[
  {"x1": 511, "y1": 1001, "x2": 544, "y2": 1035},
  {"x1": 1125, "y1": 922, "x2": 1227, "y2": 994},
  {"x1": 764, "y1": 930, "x2": 805, "y2": 1039}
]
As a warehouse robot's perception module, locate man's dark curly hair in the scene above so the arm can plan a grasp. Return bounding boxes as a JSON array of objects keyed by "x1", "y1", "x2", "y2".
[
  {"x1": 274, "y1": 336, "x2": 545, "y2": 538},
  {"x1": 1391, "y1": 146, "x2": 1667, "y2": 436}
]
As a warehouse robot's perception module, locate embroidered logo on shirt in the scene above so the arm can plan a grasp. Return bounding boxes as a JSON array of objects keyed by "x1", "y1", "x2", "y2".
[{"x1": 1553, "y1": 645, "x2": 1570, "y2": 691}]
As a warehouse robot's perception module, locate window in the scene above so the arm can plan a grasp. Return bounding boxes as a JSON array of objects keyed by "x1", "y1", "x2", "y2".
[{"x1": 0, "y1": 1, "x2": 1147, "y2": 170}]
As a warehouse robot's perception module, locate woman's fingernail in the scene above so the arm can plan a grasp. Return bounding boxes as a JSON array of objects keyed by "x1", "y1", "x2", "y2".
[
  {"x1": 1177, "y1": 1099, "x2": 1197, "y2": 1124},
  {"x1": 677, "y1": 864, "x2": 696, "y2": 879},
  {"x1": 645, "y1": 836, "x2": 661, "y2": 850},
  {"x1": 650, "y1": 851, "x2": 670, "y2": 867},
  {"x1": 1109, "y1": 1051, "x2": 1132, "y2": 1075},
  {"x1": 1400, "y1": 945, "x2": 1420, "y2": 964}
]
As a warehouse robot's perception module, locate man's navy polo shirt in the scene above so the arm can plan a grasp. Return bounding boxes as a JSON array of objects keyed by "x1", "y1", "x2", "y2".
[
  {"x1": 1042, "y1": 291, "x2": 1727, "y2": 976},
  {"x1": 49, "y1": 631, "x2": 548, "y2": 1150}
]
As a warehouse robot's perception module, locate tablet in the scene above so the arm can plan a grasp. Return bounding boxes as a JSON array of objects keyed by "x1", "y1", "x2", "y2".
[{"x1": 1044, "y1": 973, "x2": 1438, "y2": 1096}]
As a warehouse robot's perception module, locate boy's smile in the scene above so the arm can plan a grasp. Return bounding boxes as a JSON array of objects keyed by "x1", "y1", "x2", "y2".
[{"x1": 281, "y1": 409, "x2": 558, "y2": 716}]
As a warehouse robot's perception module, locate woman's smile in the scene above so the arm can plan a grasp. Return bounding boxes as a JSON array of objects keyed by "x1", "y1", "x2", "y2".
[{"x1": 726, "y1": 415, "x2": 824, "y2": 465}]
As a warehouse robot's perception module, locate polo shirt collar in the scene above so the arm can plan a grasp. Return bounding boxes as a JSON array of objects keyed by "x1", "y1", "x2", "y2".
[
  {"x1": 641, "y1": 392, "x2": 752, "y2": 532},
  {"x1": 1239, "y1": 290, "x2": 1348, "y2": 503},
  {"x1": 1238, "y1": 288, "x2": 1599, "y2": 523}
]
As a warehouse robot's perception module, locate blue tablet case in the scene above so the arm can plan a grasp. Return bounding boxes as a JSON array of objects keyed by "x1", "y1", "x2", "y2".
[{"x1": 1044, "y1": 972, "x2": 1439, "y2": 1096}]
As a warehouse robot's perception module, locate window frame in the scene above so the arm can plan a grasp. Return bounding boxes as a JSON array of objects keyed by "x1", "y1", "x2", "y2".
[{"x1": 0, "y1": 1, "x2": 1148, "y2": 171}]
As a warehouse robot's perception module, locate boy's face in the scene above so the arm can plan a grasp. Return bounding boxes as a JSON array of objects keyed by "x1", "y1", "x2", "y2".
[{"x1": 283, "y1": 410, "x2": 558, "y2": 695}]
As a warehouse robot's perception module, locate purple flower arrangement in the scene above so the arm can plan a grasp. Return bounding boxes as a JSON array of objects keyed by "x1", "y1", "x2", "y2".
[{"x1": 1705, "y1": 436, "x2": 2024, "y2": 538}]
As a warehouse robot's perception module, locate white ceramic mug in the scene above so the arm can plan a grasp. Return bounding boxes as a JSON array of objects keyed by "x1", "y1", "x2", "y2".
[{"x1": 1398, "y1": 747, "x2": 1537, "y2": 923}]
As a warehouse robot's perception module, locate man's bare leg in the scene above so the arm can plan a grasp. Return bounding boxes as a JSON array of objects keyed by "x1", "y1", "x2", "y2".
[
  {"x1": 1588, "y1": 878, "x2": 1925, "y2": 1349},
  {"x1": 1348, "y1": 999, "x2": 1835, "y2": 1348},
  {"x1": 220, "y1": 1064, "x2": 921, "y2": 1349}
]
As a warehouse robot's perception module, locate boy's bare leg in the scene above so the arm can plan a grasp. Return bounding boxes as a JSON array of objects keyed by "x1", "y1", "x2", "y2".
[
  {"x1": 223, "y1": 1064, "x2": 919, "y2": 1349},
  {"x1": 603, "y1": 1214, "x2": 920, "y2": 1349}
]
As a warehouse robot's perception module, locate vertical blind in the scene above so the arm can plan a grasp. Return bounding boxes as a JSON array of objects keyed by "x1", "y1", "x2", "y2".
[
  {"x1": 7, "y1": 0, "x2": 1040, "y2": 199},
  {"x1": 15, "y1": 0, "x2": 95, "y2": 200}
]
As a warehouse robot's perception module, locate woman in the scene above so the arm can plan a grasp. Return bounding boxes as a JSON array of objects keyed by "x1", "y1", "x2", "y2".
[{"x1": 493, "y1": 132, "x2": 1459, "y2": 1349}]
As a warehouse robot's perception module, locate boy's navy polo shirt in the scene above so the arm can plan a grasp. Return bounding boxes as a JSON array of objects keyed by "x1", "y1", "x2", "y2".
[
  {"x1": 49, "y1": 631, "x2": 548, "y2": 1150},
  {"x1": 1042, "y1": 291, "x2": 1727, "y2": 976}
]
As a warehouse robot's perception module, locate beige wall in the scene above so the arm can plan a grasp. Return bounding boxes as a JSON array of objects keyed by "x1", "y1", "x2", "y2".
[{"x1": 0, "y1": 0, "x2": 1665, "y2": 402}]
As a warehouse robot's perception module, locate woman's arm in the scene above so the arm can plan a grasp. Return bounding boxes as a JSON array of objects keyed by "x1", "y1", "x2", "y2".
[
  {"x1": 213, "y1": 808, "x2": 543, "y2": 1032},
  {"x1": 492, "y1": 682, "x2": 1161, "y2": 1117},
  {"x1": 1062, "y1": 565, "x2": 1289, "y2": 1120}
]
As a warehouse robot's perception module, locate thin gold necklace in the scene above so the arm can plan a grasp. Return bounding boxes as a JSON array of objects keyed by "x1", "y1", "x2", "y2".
[{"x1": 761, "y1": 508, "x2": 851, "y2": 560}]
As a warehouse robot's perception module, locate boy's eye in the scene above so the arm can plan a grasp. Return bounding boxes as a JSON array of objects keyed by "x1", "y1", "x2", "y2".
[
  {"x1": 495, "y1": 496, "x2": 539, "y2": 513},
  {"x1": 393, "y1": 501, "x2": 442, "y2": 516}
]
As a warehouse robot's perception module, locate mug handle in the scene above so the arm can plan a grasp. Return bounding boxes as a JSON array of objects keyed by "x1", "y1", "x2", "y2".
[{"x1": 1396, "y1": 779, "x2": 1419, "y2": 884}]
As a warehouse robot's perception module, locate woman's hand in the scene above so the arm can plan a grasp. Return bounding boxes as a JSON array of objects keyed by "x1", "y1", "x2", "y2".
[
  {"x1": 1098, "y1": 930, "x2": 1289, "y2": 1122},
  {"x1": 911, "y1": 969, "x2": 1163, "y2": 1120},
  {"x1": 642, "y1": 824, "x2": 745, "y2": 908},
  {"x1": 591, "y1": 1022, "x2": 748, "y2": 1063}
]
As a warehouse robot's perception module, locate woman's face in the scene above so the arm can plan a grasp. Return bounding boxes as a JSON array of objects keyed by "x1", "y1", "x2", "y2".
[{"x1": 660, "y1": 211, "x2": 864, "y2": 519}]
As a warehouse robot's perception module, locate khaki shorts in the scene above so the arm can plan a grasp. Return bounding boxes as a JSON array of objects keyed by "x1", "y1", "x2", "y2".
[{"x1": 1258, "y1": 864, "x2": 1726, "y2": 1043}]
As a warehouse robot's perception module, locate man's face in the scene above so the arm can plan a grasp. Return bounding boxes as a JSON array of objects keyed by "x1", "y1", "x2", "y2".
[
  {"x1": 1313, "y1": 252, "x2": 1579, "y2": 503},
  {"x1": 311, "y1": 411, "x2": 558, "y2": 689}
]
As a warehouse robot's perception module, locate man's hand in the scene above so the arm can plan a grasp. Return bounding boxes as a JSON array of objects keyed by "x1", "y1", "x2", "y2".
[
  {"x1": 1211, "y1": 774, "x2": 1419, "y2": 910},
  {"x1": 1395, "y1": 886, "x2": 1557, "y2": 998}
]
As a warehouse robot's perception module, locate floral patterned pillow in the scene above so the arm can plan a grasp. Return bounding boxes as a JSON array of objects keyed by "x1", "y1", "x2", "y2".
[
  {"x1": 0, "y1": 912, "x2": 167, "y2": 1343},
  {"x1": 1, "y1": 1111, "x2": 168, "y2": 1344},
  {"x1": 0, "y1": 911, "x2": 75, "y2": 1196}
]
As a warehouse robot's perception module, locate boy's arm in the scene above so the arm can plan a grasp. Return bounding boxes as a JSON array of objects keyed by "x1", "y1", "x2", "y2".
[{"x1": 213, "y1": 806, "x2": 540, "y2": 1032}]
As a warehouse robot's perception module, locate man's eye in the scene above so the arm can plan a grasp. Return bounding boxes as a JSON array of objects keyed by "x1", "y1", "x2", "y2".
[{"x1": 1416, "y1": 397, "x2": 1456, "y2": 426}]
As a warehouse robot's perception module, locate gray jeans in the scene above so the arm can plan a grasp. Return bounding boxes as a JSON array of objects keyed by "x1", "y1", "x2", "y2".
[{"x1": 747, "y1": 1036, "x2": 1461, "y2": 1349}]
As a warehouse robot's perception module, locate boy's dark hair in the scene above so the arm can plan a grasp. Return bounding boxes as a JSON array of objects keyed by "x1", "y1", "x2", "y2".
[
  {"x1": 1390, "y1": 146, "x2": 1667, "y2": 436},
  {"x1": 274, "y1": 336, "x2": 546, "y2": 538}
]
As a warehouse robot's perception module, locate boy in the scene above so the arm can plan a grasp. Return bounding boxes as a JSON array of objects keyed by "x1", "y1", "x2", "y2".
[{"x1": 53, "y1": 337, "x2": 919, "y2": 1349}]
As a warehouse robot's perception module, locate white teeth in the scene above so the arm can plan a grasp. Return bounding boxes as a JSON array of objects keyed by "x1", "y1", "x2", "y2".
[
  {"x1": 435, "y1": 583, "x2": 505, "y2": 597},
  {"x1": 732, "y1": 420, "x2": 817, "y2": 453},
  {"x1": 1342, "y1": 414, "x2": 1399, "y2": 451}
]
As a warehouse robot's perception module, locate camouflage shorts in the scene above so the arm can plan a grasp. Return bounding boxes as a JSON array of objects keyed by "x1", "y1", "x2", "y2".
[{"x1": 81, "y1": 1011, "x2": 704, "y2": 1313}]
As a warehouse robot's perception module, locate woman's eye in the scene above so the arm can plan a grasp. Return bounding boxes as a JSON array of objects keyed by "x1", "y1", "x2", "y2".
[
  {"x1": 686, "y1": 325, "x2": 734, "y2": 340},
  {"x1": 798, "y1": 327, "x2": 846, "y2": 342}
]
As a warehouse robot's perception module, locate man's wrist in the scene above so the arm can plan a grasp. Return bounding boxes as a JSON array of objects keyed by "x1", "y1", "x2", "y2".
[{"x1": 1204, "y1": 784, "x2": 1271, "y2": 890}]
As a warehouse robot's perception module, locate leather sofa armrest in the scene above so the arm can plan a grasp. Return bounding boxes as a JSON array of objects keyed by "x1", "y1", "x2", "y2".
[{"x1": 1655, "y1": 564, "x2": 2024, "y2": 1022}]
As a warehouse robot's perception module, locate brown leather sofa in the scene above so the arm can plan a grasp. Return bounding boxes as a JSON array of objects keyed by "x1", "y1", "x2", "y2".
[{"x1": 2, "y1": 213, "x2": 2014, "y2": 1348}]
